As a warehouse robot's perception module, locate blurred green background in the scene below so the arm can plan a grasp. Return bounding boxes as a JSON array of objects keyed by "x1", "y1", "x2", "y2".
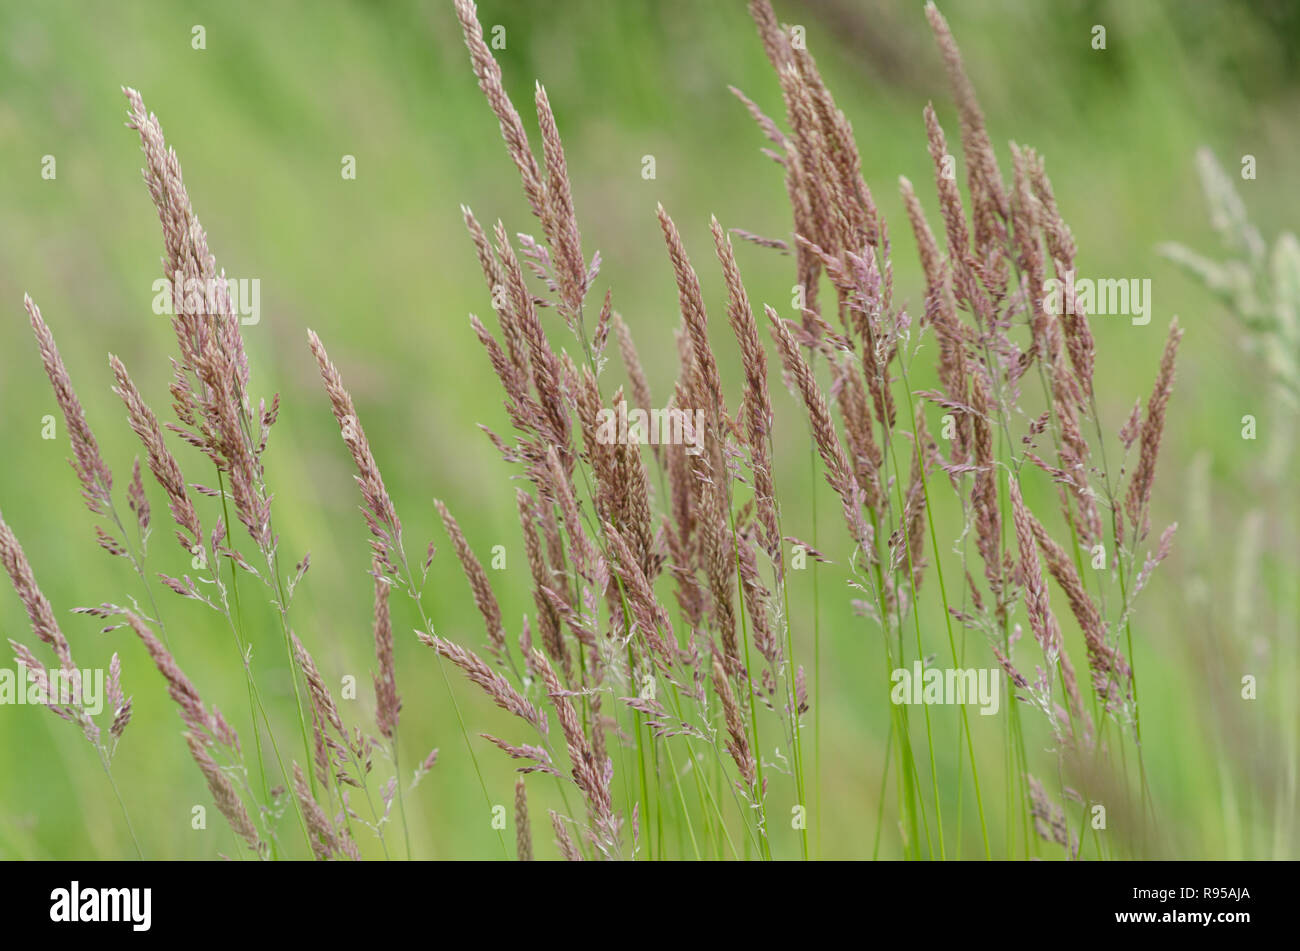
[{"x1": 1, "y1": 0, "x2": 1297, "y2": 859}]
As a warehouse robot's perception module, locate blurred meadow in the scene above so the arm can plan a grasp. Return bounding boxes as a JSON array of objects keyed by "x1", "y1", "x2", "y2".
[{"x1": 0, "y1": 0, "x2": 1297, "y2": 859}]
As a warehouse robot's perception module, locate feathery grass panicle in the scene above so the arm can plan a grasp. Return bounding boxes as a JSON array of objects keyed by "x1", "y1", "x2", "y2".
[
  {"x1": 766, "y1": 305, "x2": 871, "y2": 553},
  {"x1": 713, "y1": 217, "x2": 779, "y2": 557},
  {"x1": 543, "y1": 445, "x2": 600, "y2": 587},
  {"x1": 8, "y1": 641, "x2": 61, "y2": 716},
  {"x1": 25, "y1": 296, "x2": 113, "y2": 515},
  {"x1": 699, "y1": 450, "x2": 743, "y2": 676},
  {"x1": 454, "y1": 0, "x2": 547, "y2": 223},
  {"x1": 123, "y1": 87, "x2": 255, "y2": 454},
  {"x1": 292, "y1": 632, "x2": 344, "y2": 736},
  {"x1": 729, "y1": 83, "x2": 790, "y2": 154},
  {"x1": 516, "y1": 488, "x2": 567, "y2": 674},
  {"x1": 435, "y1": 499, "x2": 507, "y2": 662},
  {"x1": 461, "y1": 206, "x2": 510, "y2": 330},
  {"x1": 1027, "y1": 511, "x2": 1130, "y2": 711},
  {"x1": 712, "y1": 654, "x2": 757, "y2": 788},
  {"x1": 748, "y1": 0, "x2": 793, "y2": 74},
  {"x1": 492, "y1": 222, "x2": 574, "y2": 466},
  {"x1": 1124, "y1": 317, "x2": 1184, "y2": 543},
  {"x1": 110, "y1": 354, "x2": 204, "y2": 554},
  {"x1": 1009, "y1": 479, "x2": 1058, "y2": 660},
  {"x1": 738, "y1": 536, "x2": 782, "y2": 665},
  {"x1": 533, "y1": 81, "x2": 587, "y2": 325},
  {"x1": 616, "y1": 428, "x2": 657, "y2": 578},
  {"x1": 108, "y1": 651, "x2": 133, "y2": 743},
  {"x1": 534, "y1": 648, "x2": 618, "y2": 853},
  {"x1": 294, "y1": 762, "x2": 339, "y2": 860},
  {"x1": 1010, "y1": 145, "x2": 1051, "y2": 363},
  {"x1": 923, "y1": 104, "x2": 988, "y2": 329},
  {"x1": 658, "y1": 204, "x2": 729, "y2": 424},
  {"x1": 127, "y1": 459, "x2": 150, "y2": 542},
  {"x1": 1028, "y1": 153, "x2": 1078, "y2": 270},
  {"x1": 834, "y1": 357, "x2": 885, "y2": 511},
  {"x1": 899, "y1": 177, "x2": 944, "y2": 299},
  {"x1": 422, "y1": 634, "x2": 548, "y2": 733},
  {"x1": 903, "y1": 407, "x2": 932, "y2": 592},
  {"x1": 1011, "y1": 475, "x2": 1090, "y2": 740},
  {"x1": 114, "y1": 608, "x2": 260, "y2": 852},
  {"x1": 1027, "y1": 773, "x2": 1078, "y2": 858},
  {"x1": 122, "y1": 87, "x2": 212, "y2": 308},
  {"x1": 604, "y1": 521, "x2": 674, "y2": 669},
  {"x1": 189, "y1": 733, "x2": 265, "y2": 857},
  {"x1": 1161, "y1": 150, "x2": 1297, "y2": 407},
  {"x1": 514, "y1": 777, "x2": 533, "y2": 861},
  {"x1": 550, "y1": 811, "x2": 582, "y2": 861},
  {"x1": 307, "y1": 330, "x2": 402, "y2": 564},
  {"x1": 969, "y1": 370, "x2": 1004, "y2": 602},
  {"x1": 1027, "y1": 151, "x2": 1094, "y2": 399},
  {"x1": 125, "y1": 610, "x2": 235, "y2": 745},
  {"x1": 371, "y1": 558, "x2": 400, "y2": 741},
  {"x1": 0, "y1": 508, "x2": 76, "y2": 673},
  {"x1": 292, "y1": 762, "x2": 360, "y2": 860},
  {"x1": 10, "y1": 635, "x2": 100, "y2": 747},
  {"x1": 923, "y1": 3, "x2": 1008, "y2": 267}
]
